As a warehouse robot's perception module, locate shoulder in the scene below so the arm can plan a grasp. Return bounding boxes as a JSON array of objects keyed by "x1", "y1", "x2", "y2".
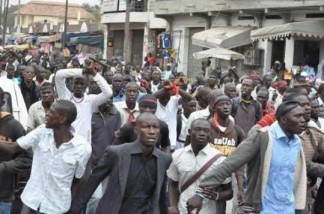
[
  {"x1": 158, "y1": 120, "x2": 168, "y2": 128},
  {"x1": 157, "y1": 149, "x2": 172, "y2": 164}
]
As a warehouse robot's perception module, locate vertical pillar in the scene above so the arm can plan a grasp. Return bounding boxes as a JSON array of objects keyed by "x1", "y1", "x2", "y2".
[
  {"x1": 142, "y1": 24, "x2": 149, "y2": 64},
  {"x1": 263, "y1": 40, "x2": 272, "y2": 74},
  {"x1": 103, "y1": 24, "x2": 108, "y2": 60},
  {"x1": 178, "y1": 27, "x2": 189, "y2": 74},
  {"x1": 319, "y1": 41, "x2": 324, "y2": 63},
  {"x1": 284, "y1": 38, "x2": 295, "y2": 70}
]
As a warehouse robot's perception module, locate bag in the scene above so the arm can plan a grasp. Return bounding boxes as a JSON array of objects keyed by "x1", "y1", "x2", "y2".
[{"x1": 180, "y1": 153, "x2": 224, "y2": 193}]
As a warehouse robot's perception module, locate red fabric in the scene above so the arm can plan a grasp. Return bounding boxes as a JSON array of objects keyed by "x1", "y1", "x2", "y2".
[{"x1": 257, "y1": 113, "x2": 276, "y2": 127}]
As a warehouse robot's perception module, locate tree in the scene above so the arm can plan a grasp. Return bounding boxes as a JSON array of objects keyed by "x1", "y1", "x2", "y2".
[{"x1": 82, "y1": 3, "x2": 101, "y2": 22}]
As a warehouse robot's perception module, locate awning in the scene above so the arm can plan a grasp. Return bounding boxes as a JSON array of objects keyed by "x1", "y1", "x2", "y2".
[
  {"x1": 47, "y1": 33, "x2": 62, "y2": 43},
  {"x1": 193, "y1": 47, "x2": 244, "y2": 61},
  {"x1": 192, "y1": 26, "x2": 253, "y2": 49},
  {"x1": 251, "y1": 20, "x2": 324, "y2": 41}
]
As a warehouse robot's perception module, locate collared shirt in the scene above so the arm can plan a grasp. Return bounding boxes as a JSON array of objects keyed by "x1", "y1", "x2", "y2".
[
  {"x1": 17, "y1": 125, "x2": 91, "y2": 214},
  {"x1": 167, "y1": 144, "x2": 230, "y2": 214},
  {"x1": 26, "y1": 100, "x2": 46, "y2": 130},
  {"x1": 176, "y1": 113, "x2": 188, "y2": 149},
  {"x1": 155, "y1": 96, "x2": 180, "y2": 148},
  {"x1": 113, "y1": 90, "x2": 126, "y2": 103},
  {"x1": 262, "y1": 121, "x2": 301, "y2": 214},
  {"x1": 115, "y1": 101, "x2": 140, "y2": 126}
]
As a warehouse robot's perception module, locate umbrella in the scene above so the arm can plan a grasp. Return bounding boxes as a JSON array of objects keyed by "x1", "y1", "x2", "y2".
[{"x1": 193, "y1": 47, "x2": 244, "y2": 61}]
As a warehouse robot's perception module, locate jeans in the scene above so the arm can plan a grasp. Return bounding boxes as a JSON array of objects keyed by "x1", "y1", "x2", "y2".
[{"x1": 0, "y1": 202, "x2": 12, "y2": 214}]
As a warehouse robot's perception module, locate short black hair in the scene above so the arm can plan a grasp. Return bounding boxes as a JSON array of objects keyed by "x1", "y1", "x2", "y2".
[
  {"x1": 318, "y1": 83, "x2": 324, "y2": 94},
  {"x1": 283, "y1": 92, "x2": 308, "y2": 103},
  {"x1": 0, "y1": 87, "x2": 4, "y2": 100},
  {"x1": 40, "y1": 82, "x2": 54, "y2": 92},
  {"x1": 53, "y1": 100, "x2": 77, "y2": 125},
  {"x1": 276, "y1": 101, "x2": 301, "y2": 121},
  {"x1": 191, "y1": 118, "x2": 210, "y2": 129},
  {"x1": 136, "y1": 112, "x2": 158, "y2": 126}
]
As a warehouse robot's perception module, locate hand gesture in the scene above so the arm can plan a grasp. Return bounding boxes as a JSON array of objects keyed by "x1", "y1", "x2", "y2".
[{"x1": 186, "y1": 195, "x2": 203, "y2": 214}]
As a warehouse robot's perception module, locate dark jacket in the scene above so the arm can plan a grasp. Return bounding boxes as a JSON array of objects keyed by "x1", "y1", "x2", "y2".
[
  {"x1": 19, "y1": 79, "x2": 39, "y2": 110},
  {"x1": 0, "y1": 113, "x2": 32, "y2": 202},
  {"x1": 113, "y1": 119, "x2": 170, "y2": 149},
  {"x1": 70, "y1": 141, "x2": 172, "y2": 214}
]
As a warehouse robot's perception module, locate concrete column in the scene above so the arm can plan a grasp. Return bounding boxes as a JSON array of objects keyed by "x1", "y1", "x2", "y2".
[
  {"x1": 127, "y1": 30, "x2": 133, "y2": 64},
  {"x1": 284, "y1": 38, "x2": 295, "y2": 70},
  {"x1": 103, "y1": 24, "x2": 108, "y2": 60},
  {"x1": 177, "y1": 27, "x2": 189, "y2": 74},
  {"x1": 142, "y1": 24, "x2": 149, "y2": 64},
  {"x1": 319, "y1": 41, "x2": 324, "y2": 63},
  {"x1": 263, "y1": 41, "x2": 272, "y2": 74}
]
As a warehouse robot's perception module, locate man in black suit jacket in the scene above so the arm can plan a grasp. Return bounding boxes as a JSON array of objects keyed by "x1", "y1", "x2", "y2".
[{"x1": 70, "y1": 112, "x2": 172, "y2": 214}]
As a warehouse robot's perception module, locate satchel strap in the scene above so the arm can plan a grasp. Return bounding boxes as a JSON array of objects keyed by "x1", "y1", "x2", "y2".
[{"x1": 180, "y1": 153, "x2": 224, "y2": 193}]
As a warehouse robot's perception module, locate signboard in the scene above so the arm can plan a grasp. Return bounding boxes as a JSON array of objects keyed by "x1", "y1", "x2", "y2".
[
  {"x1": 118, "y1": 0, "x2": 126, "y2": 11},
  {"x1": 102, "y1": 0, "x2": 118, "y2": 12}
]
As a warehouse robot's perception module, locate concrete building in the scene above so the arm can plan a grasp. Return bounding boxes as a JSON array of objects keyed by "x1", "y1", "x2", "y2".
[
  {"x1": 101, "y1": 0, "x2": 167, "y2": 66},
  {"x1": 149, "y1": 0, "x2": 324, "y2": 77},
  {"x1": 14, "y1": 1, "x2": 95, "y2": 28}
]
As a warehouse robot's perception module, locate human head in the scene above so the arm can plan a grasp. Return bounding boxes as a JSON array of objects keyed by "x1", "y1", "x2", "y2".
[
  {"x1": 195, "y1": 87, "x2": 212, "y2": 109},
  {"x1": 139, "y1": 94, "x2": 157, "y2": 114},
  {"x1": 112, "y1": 73, "x2": 123, "y2": 92},
  {"x1": 40, "y1": 82, "x2": 55, "y2": 104},
  {"x1": 152, "y1": 70, "x2": 161, "y2": 83},
  {"x1": 212, "y1": 95, "x2": 232, "y2": 119},
  {"x1": 135, "y1": 112, "x2": 160, "y2": 148},
  {"x1": 224, "y1": 83, "x2": 236, "y2": 99},
  {"x1": 196, "y1": 74, "x2": 205, "y2": 85},
  {"x1": 6, "y1": 64, "x2": 15, "y2": 79},
  {"x1": 123, "y1": 75, "x2": 134, "y2": 87},
  {"x1": 45, "y1": 100, "x2": 77, "y2": 128},
  {"x1": 22, "y1": 66, "x2": 36, "y2": 83},
  {"x1": 317, "y1": 83, "x2": 324, "y2": 98},
  {"x1": 181, "y1": 98, "x2": 197, "y2": 118},
  {"x1": 310, "y1": 98, "x2": 320, "y2": 121},
  {"x1": 257, "y1": 88, "x2": 269, "y2": 107},
  {"x1": 125, "y1": 82, "x2": 139, "y2": 104},
  {"x1": 283, "y1": 92, "x2": 311, "y2": 123},
  {"x1": 262, "y1": 74, "x2": 272, "y2": 89},
  {"x1": 208, "y1": 74, "x2": 218, "y2": 88},
  {"x1": 88, "y1": 80, "x2": 100, "y2": 95},
  {"x1": 189, "y1": 118, "x2": 211, "y2": 149},
  {"x1": 169, "y1": 74, "x2": 175, "y2": 83},
  {"x1": 73, "y1": 75, "x2": 89, "y2": 98},
  {"x1": 99, "y1": 97, "x2": 114, "y2": 114},
  {"x1": 208, "y1": 89, "x2": 225, "y2": 115},
  {"x1": 104, "y1": 71, "x2": 114, "y2": 85},
  {"x1": 276, "y1": 101, "x2": 306, "y2": 136},
  {"x1": 241, "y1": 78, "x2": 254, "y2": 99}
]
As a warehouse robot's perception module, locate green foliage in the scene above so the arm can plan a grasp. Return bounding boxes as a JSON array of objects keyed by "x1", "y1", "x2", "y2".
[{"x1": 82, "y1": 3, "x2": 101, "y2": 21}]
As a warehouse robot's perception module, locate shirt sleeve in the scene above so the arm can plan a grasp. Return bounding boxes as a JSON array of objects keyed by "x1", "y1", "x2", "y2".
[
  {"x1": 16, "y1": 126, "x2": 45, "y2": 150},
  {"x1": 167, "y1": 152, "x2": 180, "y2": 182},
  {"x1": 55, "y1": 68, "x2": 83, "y2": 100},
  {"x1": 75, "y1": 143, "x2": 92, "y2": 178},
  {"x1": 89, "y1": 73, "x2": 113, "y2": 111}
]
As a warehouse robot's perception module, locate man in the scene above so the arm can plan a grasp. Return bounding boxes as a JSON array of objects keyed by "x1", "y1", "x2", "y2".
[
  {"x1": 207, "y1": 73, "x2": 218, "y2": 90},
  {"x1": 113, "y1": 94, "x2": 171, "y2": 153},
  {"x1": 194, "y1": 87, "x2": 212, "y2": 110},
  {"x1": 256, "y1": 87, "x2": 275, "y2": 117},
  {"x1": 103, "y1": 71, "x2": 113, "y2": 86},
  {"x1": 168, "y1": 119, "x2": 232, "y2": 214},
  {"x1": 55, "y1": 60, "x2": 112, "y2": 143},
  {"x1": 154, "y1": 80, "x2": 193, "y2": 149},
  {"x1": 0, "y1": 87, "x2": 32, "y2": 214},
  {"x1": 163, "y1": 65, "x2": 172, "y2": 81},
  {"x1": 187, "y1": 101, "x2": 307, "y2": 213},
  {"x1": 5, "y1": 64, "x2": 16, "y2": 80},
  {"x1": 0, "y1": 100, "x2": 91, "y2": 213},
  {"x1": 70, "y1": 113, "x2": 172, "y2": 214},
  {"x1": 190, "y1": 74, "x2": 205, "y2": 94},
  {"x1": 176, "y1": 98, "x2": 197, "y2": 149},
  {"x1": 224, "y1": 82, "x2": 237, "y2": 99},
  {"x1": 20, "y1": 65, "x2": 40, "y2": 110},
  {"x1": 26, "y1": 82, "x2": 55, "y2": 132},
  {"x1": 151, "y1": 70, "x2": 162, "y2": 93},
  {"x1": 317, "y1": 83, "x2": 324, "y2": 118},
  {"x1": 232, "y1": 78, "x2": 263, "y2": 135},
  {"x1": 310, "y1": 98, "x2": 324, "y2": 132}
]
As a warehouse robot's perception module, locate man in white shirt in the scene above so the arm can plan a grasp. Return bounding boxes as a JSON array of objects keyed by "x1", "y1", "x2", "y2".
[
  {"x1": 168, "y1": 118, "x2": 232, "y2": 214},
  {"x1": 0, "y1": 100, "x2": 91, "y2": 213},
  {"x1": 55, "y1": 60, "x2": 112, "y2": 143},
  {"x1": 154, "y1": 80, "x2": 193, "y2": 149}
]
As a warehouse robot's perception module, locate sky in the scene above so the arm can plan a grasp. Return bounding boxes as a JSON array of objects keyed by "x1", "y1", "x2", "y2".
[{"x1": 9, "y1": 0, "x2": 100, "y2": 6}]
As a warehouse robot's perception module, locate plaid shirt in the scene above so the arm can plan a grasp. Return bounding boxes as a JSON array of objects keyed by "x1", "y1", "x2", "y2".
[{"x1": 17, "y1": 125, "x2": 91, "y2": 213}]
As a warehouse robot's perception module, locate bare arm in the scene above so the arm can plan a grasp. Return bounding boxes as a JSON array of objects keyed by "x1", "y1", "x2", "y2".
[
  {"x1": 0, "y1": 141, "x2": 24, "y2": 156},
  {"x1": 168, "y1": 179, "x2": 180, "y2": 214}
]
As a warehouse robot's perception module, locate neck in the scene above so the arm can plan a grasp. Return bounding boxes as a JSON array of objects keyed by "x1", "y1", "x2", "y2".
[
  {"x1": 218, "y1": 116, "x2": 230, "y2": 127},
  {"x1": 140, "y1": 143, "x2": 154, "y2": 157},
  {"x1": 53, "y1": 126, "x2": 73, "y2": 148},
  {"x1": 183, "y1": 111, "x2": 190, "y2": 119},
  {"x1": 42, "y1": 100, "x2": 54, "y2": 109},
  {"x1": 126, "y1": 101, "x2": 136, "y2": 110},
  {"x1": 191, "y1": 143, "x2": 205, "y2": 156},
  {"x1": 153, "y1": 80, "x2": 160, "y2": 85},
  {"x1": 24, "y1": 80, "x2": 33, "y2": 88},
  {"x1": 241, "y1": 94, "x2": 252, "y2": 101},
  {"x1": 73, "y1": 93, "x2": 84, "y2": 99},
  {"x1": 279, "y1": 123, "x2": 294, "y2": 139}
]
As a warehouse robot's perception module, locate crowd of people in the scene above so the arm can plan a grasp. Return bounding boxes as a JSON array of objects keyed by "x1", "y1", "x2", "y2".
[{"x1": 0, "y1": 48, "x2": 324, "y2": 214}]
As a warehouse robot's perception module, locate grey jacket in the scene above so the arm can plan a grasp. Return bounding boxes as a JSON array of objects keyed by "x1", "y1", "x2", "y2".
[{"x1": 200, "y1": 126, "x2": 307, "y2": 212}]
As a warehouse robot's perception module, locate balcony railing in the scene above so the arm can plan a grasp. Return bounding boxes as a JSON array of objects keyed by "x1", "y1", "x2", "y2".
[{"x1": 130, "y1": 0, "x2": 148, "y2": 12}]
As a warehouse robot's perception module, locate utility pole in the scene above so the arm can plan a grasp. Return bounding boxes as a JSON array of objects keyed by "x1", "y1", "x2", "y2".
[
  {"x1": 62, "y1": 0, "x2": 68, "y2": 49},
  {"x1": 17, "y1": 0, "x2": 20, "y2": 31},
  {"x1": 0, "y1": 0, "x2": 3, "y2": 36},
  {"x1": 2, "y1": 0, "x2": 9, "y2": 46},
  {"x1": 123, "y1": 0, "x2": 130, "y2": 64}
]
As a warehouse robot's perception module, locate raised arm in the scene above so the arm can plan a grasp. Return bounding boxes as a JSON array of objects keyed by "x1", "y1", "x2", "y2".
[{"x1": 55, "y1": 68, "x2": 83, "y2": 99}]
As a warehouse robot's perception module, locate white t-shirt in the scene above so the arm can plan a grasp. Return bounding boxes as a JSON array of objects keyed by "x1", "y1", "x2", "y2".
[{"x1": 155, "y1": 96, "x2": 180, "y2": 148}]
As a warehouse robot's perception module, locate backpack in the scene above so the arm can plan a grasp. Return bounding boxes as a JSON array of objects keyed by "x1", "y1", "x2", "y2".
[{"x1": 231, "y1": 98, "x2": 261, "y2": 122}]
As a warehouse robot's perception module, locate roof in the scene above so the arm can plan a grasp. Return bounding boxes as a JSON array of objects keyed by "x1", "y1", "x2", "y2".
[
  {"x1": 251, "y1": 20, "x2": 324, "y2": 41},
  {"x1": 14, "y1": 0, "x2": 95, "y2": 20}
]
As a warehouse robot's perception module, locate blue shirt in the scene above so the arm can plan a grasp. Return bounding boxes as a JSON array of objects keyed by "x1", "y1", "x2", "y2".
[
  {"x1": 113, "y1": 90, "x2": 146, "y2": 103},
  {"x1": 262, "y1": 121, "x2": 301, "y2": 214}
]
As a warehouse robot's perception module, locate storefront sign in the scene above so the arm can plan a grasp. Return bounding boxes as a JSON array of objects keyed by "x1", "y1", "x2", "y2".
[{"x1": 102, "y1": 0, "x2": 118, "y2": 12}]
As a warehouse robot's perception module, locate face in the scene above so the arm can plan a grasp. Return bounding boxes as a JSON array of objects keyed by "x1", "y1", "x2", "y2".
[
  {"x1": 282, "y1": 106, "x2": 306, "y2": 135},
  {"x1": 152, "y1": 71, "x2": 161, "y2": 82},
  {"x1": 123, "y1": 76, "x2": 133, "y2": 87},
  {"x1": 257, "y1": 90, "x2": 269, "y2": 106},
  {"x1": 311, "y1": 99, "x2": 320, "y2": 120},
  {"x1": 139, "y1": 104, "x2": 157, "y2": 114},
  {"x1": 263, "y1": 76, "x2": 272, "y2": 88},
  {"x1": 99, "y1": 98, "x2": 113, "y2": 113},
  {"x1": 112, "y1": 75, "x2": 123, "y2": 91},
  {"x1": 135, "y1": 116, "x2": 160, "y2": 147},
  {"x1": 73, "y1": 78, "x2": 87, "y2": 98},
  {"x1": 214, "y1": 99, "x2": 232, "y2": 118},
  {"x1": 89, "y1": 80, "x2": 100, "y2": 94},
  {"x1": 190, "y1": 120, "x2": 211, "y2": 148},
  {"x1": 241, "y1": 79, "x2": 254, "y2": 97},
  {"x1": 125, "y1": 85, "x2": 138, "y2": 103},
  {"x1": 295, "y1": 95, "x2": 311, "y2": 122},
  {"x1": 40, "y1": 88, "x2": 54, "y2": 103},
  {"x1": 183, "y1": 100, "x2": 197, "y2": 116},
  {"x1": 6, "y1": 68, "x2": 15, "y2": 79},
  {"x1": 104, "y1": 72, "x2": 113, "y2": 84},
  {"x1": 22, "y1": 69, "x2": 35, "y2": 82},
  {"x1": 224, "y1": 86, "x2": 237, "y2": 99},
  {"x1": 169, "y1": 75, "x2": 175, "y2": 83},
  {"x1": 208, "y1": 75, "x2": 217, "y2": 87},
  {"x1": 45, "y1": 104, "x2": 63, "y2": 128}
]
